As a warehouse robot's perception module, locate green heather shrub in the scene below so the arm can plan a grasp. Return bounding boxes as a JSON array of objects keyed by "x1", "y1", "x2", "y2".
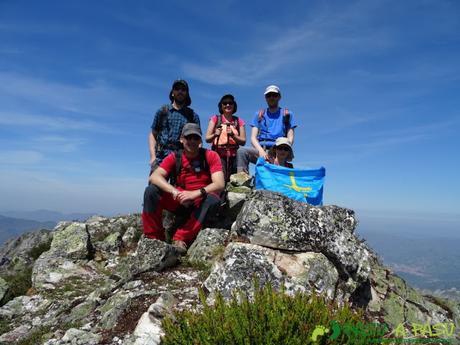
[
  {"x1": 28, "y1": 238, "x2": 52, "y2": 260},
  {"x1": 13, "y1": 325, "x2": 52, "y2": 345},
  {"x1": 0, "y1": 267, "x2": 32, "y2": 306},
  {"x1": 161, "y1": 284, "x2": 366, "y2": 345}
]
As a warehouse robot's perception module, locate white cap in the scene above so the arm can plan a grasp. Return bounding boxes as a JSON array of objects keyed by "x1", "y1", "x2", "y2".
[
  {"x1": 275, "y1": 137, "x2": 294, "y2": 160},
  {"x1": 264, "y1": 85, "x2": 281, "y2": 95}
]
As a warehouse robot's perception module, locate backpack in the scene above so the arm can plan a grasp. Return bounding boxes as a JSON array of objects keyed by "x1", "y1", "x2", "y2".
[
  {"x1": 156, "y1": 104, "x2": 196, "y2": 133},
  {"x1": 212, "y1": 115, "x2": 240, "y2": 152},
  {"x1": 169, "y1": 148, "x2": 209, "y2": 188},
  {"x1": 257, "y1": 108, "x2": 291, "y2": 138}
]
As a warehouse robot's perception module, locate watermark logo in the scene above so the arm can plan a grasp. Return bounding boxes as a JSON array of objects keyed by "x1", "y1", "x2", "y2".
[
  {"x1": 310, "y1": 321, "x2": 456, "y2": 344},
  {"x1": 310, "y1": 325, "x2": 329, "y2": 342}
]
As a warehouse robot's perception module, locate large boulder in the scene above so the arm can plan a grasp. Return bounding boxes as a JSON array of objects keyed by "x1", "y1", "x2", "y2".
[
  {"x1": 48, "y1": 223, "x2": 91, "y2": 260},
  {"x1": 204, "y1": 242, "x2": 345, "y2": 300},
  {"x1": 234, "y1": 190, "x2": 371, "y2": 283}
]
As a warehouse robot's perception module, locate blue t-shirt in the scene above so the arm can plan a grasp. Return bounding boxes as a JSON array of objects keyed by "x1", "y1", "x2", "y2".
[{"x1": 251, "y1": 108, "x2": 297, "y2": 147}]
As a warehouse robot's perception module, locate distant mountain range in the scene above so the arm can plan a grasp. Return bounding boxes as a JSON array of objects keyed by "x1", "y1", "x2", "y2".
[
  {"x1": 0, "y1": 209, "x2": 93, "y2": 223},
  {"x1": 0, "y1": 215, "x2": 56, "y2": 245},
  {"x1": 358, "y1": 230, "x2": 460, "y2": 291},
  {"x1": 0, "y1": 210, "x2": 94, "y2": 245}
]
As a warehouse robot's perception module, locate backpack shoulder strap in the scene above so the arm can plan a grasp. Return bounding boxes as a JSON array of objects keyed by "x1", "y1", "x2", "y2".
[
  {"x1": 257, "y1": 109, "x2": 265, "y2": 122},
  {"x1": 170, "y1": 149, "x2": 183, "y2": 187},
  {"x1": 282, "y1": 108, "x2": 291, "y2": 136},
  {"x1": 216, "y1": 114, "x2": 222, "y2": 128},
  {"x1": 155, "y1": 104, "x2": 170, "y2": 131},
  {"x1": 199, "y1": 148, "x2": 209, "y2": 173},
  {"x1": 232, "y1": 115, "x2": 240, "y2": 133},
  {"x1": 183, "y1": 107, "x2": 195, "y2": 122}
]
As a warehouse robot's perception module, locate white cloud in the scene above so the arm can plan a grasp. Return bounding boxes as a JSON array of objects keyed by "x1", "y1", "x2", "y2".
[
  {"x1": 0, "y1": 112, "x2": 117, "y2": 133},
  {"x1": 32, "y1": 135, "x2": 87, "y2": 153},
  {"x1": 0, "y1": 72, "x2": 151, "y2": 118},
  {"x1": 181, "y1": 3, "x2": 392, "y2": 85},
  {"x1": 0, "y1": 150, "x2": 43, "y2": 164}
]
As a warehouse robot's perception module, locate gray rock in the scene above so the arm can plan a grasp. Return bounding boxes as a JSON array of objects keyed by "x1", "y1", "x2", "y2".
[
  {"x1": 99, "y1": 232, "x2": 122, "y2": 254},
  {"x1": 122, "y1": 226, "x2": 141, "y2": 248},
  {"x1": 87, "y1": 214, "x2": 142, "y2": 250},
  {"x1": 49, "y1": 223, "x2": 91, "y2": 260},
  {"x1": 98, "y1": 291, "x2": 132, "y2": 330},
  {"x1": 226, "y1": 192, "x2": 248, "y2": 219},
  {"x1": 204, "y1": 242, "x2": 283, "y2": 299},
  {"x1": 148, "y1": 292, "x2": 177, "y2": 319},
  {"x1": 204, "y1": 242, "x2": 343, "y2": 300},
  {"x1": 32, "y1": 252, "x2": 90, "y2": 290},
  {"x1": 87, "y1": 216, "x2": 121, "y2": 242},
  {"x1": 274, "y1": 252, "x2": 339, "y2": 299},
  {"x1": 0, "y1": 229, "x2": 53, "y2": 275},
  {"x1": 0, "y1": 294, "x2": 49, "y2": 319},
  {"x1": 0, "y1": 229, "x2": 52, "y2": 261},
  {"x1": 127, "y1": 292, "x2": 178, "y2": 345},
  {"x1": 187, "y1": 228, "x2": 229, "y2": 265},
  {"x1": 228, "y1": 172, "x2": 253, "y2": 188},
  {"x1": 62, "y1": 299, "x2": 98, "y2": 325},
  {"x1": 234, "y1": 190, "x2": 371, "y2": 283},
  {"x1": 60, "y1": 328, "x2": 101, "y2": 344},
  {"x1": 0, "y1": 277, "x2": 8, "y2": 302},
  {"x1": 0, "y1": 324, "x2": 32, "y2": 344},
  {"x1": 129, "y1": 237, "x2": 181, "y2": 275}
]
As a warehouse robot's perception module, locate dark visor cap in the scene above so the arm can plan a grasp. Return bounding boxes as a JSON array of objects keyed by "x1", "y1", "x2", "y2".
[
  {"x1": 172, "y1": 79, "x2": 189, "y2": 90},
  {"x1": 181, "y1": 123, "x2": 202, "y2": 138}
]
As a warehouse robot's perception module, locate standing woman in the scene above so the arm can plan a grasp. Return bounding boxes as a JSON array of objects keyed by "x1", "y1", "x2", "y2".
[{"x1": 206, "y1": 94, "x2": 246, "y2": 181}]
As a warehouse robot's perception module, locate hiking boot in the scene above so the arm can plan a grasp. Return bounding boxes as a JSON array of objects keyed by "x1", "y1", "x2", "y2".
[{"x1": 172, "y1": 240, "x2": 187, "y2": 255}]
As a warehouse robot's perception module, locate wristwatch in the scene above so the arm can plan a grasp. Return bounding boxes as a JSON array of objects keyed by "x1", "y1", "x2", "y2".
[{"x1": 200, "y1": 187, "x2": 207, "y2": 197}]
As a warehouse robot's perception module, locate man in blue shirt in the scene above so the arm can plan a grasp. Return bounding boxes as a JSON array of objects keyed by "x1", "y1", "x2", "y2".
[
  {"x1": 236, "y1": 85, "x2": 297, "y2": 173},
  {"x1": 149, "y1": 79, "x2": 201, "y2": 171}
]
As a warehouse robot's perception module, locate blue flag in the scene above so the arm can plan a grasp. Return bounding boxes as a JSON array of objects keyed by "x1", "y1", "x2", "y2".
[{"x1": 255, "y1": 158, "x2": 326, "y2": 205}]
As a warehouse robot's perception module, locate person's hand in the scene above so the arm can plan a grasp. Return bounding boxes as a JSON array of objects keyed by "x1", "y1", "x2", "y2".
[
  {"x1": 171, "y1": 189, "x2": 179, "y2": 200},
  {"x1": 177, "y1": 190, "x2": 200, "y2": 206},
  {"x1": 215, "y1": 127, "x2": 222, "y2": 137},
  {"x1": 258, "y1": 149, "x2": 269, "y2": 160}
]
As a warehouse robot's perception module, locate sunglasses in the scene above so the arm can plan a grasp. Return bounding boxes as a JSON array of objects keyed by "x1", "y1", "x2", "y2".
[
  {"x1": 222, "y1": 101, "x2": 234, "y2": 106},
  {"x1": 276, "y1": 145, "x2": 290, "y2": 152},
  {"x1": 173, "y1": 86, "x2": 187, "y2": 92},
  {"x1": 184, "y1": 134, "x2": 201, "y2": 141},
  {"x1": 265, "y1": 93, "x2": 279, "y2": 98}
]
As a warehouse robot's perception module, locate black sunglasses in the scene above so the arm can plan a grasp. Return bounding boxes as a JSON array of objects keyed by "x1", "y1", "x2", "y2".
[
  {"x1": 173, "y1": 86, "x2": 187, "y2": 92},
  {"x1": 222, "y1": 101, "x2": 234, "y2": 106},
  {"x1": 276, "y1": 145, "x2": 290, "y2": 151},
  {"x1": 265, "y1": 93, "x2": 279, "y2": 98},
  {"x1": 184, "y1": 134, "x2": 201, "y2": 141}
]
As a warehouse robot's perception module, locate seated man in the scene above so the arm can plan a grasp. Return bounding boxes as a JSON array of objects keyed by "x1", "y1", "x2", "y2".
[
  {"x1": 142, "y1": 123, "x2": 225, "y2": 253},
  {"x1": 237, "y1": 85, "x2": 297, "y2": 173}
]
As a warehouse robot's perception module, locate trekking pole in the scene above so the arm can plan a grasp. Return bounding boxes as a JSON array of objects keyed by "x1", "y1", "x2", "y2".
[{"x1": 225, "y1": 124, "x2": 231, "y2": 182}]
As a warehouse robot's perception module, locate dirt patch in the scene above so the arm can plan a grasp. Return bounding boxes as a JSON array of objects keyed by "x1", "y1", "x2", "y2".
[{"x1": 99, "y1": 293, "x2": 159, "y2": 344}]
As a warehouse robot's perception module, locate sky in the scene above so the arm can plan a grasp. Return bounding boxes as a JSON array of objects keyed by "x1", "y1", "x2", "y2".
[{"x1": 0, "y1": 0, "x2": 459, "y2": 227}]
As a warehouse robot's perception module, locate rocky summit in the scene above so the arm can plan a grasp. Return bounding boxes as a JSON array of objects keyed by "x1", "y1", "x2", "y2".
[{"x1": 0, "y1": 178, "x2": 459, "y2": 344}]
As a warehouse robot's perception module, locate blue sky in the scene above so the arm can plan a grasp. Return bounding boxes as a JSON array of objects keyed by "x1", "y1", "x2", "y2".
[{"x1": 0, "y1": 0, "x2": 459, "y2": 222}]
